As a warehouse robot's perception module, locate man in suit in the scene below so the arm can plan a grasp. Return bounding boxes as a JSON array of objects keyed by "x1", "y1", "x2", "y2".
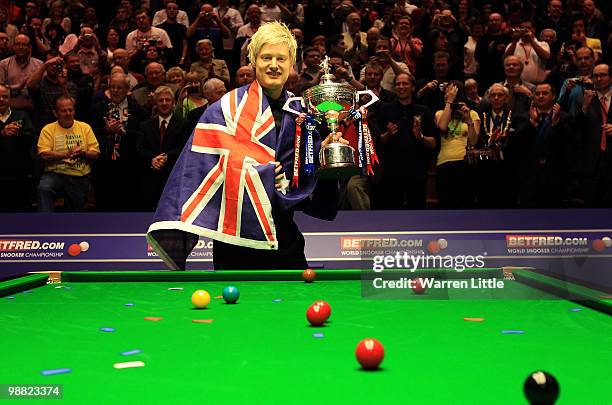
[
  {"x1": 137, "y1": 85, "x2": 189, "y2": 210},
  {"x1": 516, "y1": 83, "x2": 573, "y2": 207},
  {"x1": 0, "y1": 84, "x2": 35, "y2": 211},
  {"x1": 575, "y1": 64, "x2": 612, "y2": 206},
  {"x1": 91, "y1": 72, "x2": 144, "y2": 211}
]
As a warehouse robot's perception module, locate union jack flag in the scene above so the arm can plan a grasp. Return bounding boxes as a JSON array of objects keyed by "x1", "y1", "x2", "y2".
[{"x1": 147, "y1": 82, "x2": 312, "y2": 269}]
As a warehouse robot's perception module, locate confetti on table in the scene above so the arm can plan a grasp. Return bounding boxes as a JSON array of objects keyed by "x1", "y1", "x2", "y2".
[
  {"x1": 144, "y1": 317, "x2": 162, "y2": 321},
  {"x1": 168, "y1": 287, "x2": 183, "y2": 291},
  {"x1": 272, "y1": 299, "x2": 282, "y2": 303},
  {"x1": 22, "y1": 290, "x2": 32, "y2": 294},
  {"x1": 6, "y1": 296, "x2": 15, "y2": 300},
  {"x1": 100, "y1": 327, "x2": 115, "y2": 332},
  {"x1": 124, "y1": 303, "x2": 134, "y2": 307},
  {"x1": 192, "y1": 319, "x2": 214, "y2": 323},
  {"x1": 569, "y1": 308, "x2": 583, "y2": 312},
  {"x1": 464, "y1": 317, "x2": 485, "y2": 322},
  {"x1": 113, "y1": 361, "x2": 145, "y2": 369},
  {"x1": 54, "y1": 285, "x2": 65, "y2": 289},
  {"x1": 214, "y1": 295, "x2": 223, "y2": 299},
  {"x1": 121, "y1": 349, "x2": 142, "y2": 356},
  {"x1": 41, "y1": 368, "x2": 72, "y2": 376},
  {"x1": 502, "y1": 330, "x2": 525, "y2": 334},
  {"x1": 600, "y1": 295, "x2": 612, "y2": 299},
  {"x1": 313, "y1": 333, "x2": 324, "y2": 338}
]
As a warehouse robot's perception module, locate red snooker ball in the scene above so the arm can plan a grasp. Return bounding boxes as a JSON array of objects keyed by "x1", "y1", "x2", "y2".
[
  {"x1": 355, "y1": 338, "x2": 384, "y2": 370},
  {"x1": 306, "y1": 302, "x2": 328, "y2": 326},
  {"x1": 302, "y1": 269, "x2": 316, "y2": 283},
  {"x1": 67, "y1": 243, "x2": 81, "y2": 257},
  {"x1": 312, "y1": 300, "x2": 331, "y2": 320},
  {"x1": 411, "y1": 278, "x2": 426, "y2": 294}
]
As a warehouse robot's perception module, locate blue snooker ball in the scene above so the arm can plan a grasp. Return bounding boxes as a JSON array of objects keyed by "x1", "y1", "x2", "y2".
[{"x1": 222, "y1": 286, "x2": 240, "y2": 304}]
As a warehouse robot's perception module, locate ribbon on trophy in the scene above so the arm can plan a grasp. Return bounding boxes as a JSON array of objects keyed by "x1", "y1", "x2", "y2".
[
  {"x1": 349, "y1": 107, "x2": 379, "y2": 176},
  {"x1": 292, "y1": 113, "x2": 317, "y2": 187}
]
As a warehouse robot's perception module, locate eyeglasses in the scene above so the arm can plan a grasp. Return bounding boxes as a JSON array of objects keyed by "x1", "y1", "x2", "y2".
[{"x1": 593, "y1": 73, "x2": 610, "y2": 78}]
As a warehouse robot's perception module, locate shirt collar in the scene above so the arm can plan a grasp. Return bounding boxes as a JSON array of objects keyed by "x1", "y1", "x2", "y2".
[
  {"x1": 596, "y1": 87, "x2": 612, "y2": 100},
  {"x1": 159, "y1": 113, "x2": 172, "y2": 126},
  {"x1": 0, "y1": 107, "x2": 11, "y2": 123}
]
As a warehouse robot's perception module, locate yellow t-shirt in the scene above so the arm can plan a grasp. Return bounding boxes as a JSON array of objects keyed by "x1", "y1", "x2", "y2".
[
  {"x1": 37, "y1": 120, "x2": 100, "y2": 177},
  {"x1": 435, "y1": 110, "x2": 480, "y2": 166}
]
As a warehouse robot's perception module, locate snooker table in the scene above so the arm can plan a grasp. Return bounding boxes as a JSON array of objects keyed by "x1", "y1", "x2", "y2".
[{"x1": 0, "y1": 269, "x2": 610, "y2": 404}]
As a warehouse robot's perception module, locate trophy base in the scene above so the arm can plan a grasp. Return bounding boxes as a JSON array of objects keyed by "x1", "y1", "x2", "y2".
[{"x1": 316, "y1": 163, "x2": 360, "y2": 179}]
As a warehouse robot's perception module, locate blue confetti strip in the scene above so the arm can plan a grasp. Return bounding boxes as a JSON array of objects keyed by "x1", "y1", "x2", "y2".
[
  {"x1": 22, "y1": 290, "x2": 32, "y2": 294},
  {"x1": 41, "y1": 368, "x2": 72, "y2": 376},
  {"x1": 313, "y1": 333, "x2": 324, "y2": 338},
  {"x1": 124, "y1": 303, "x2": 134, "y2": 307},
  {"x1": 6, "y1": 296, "x2": 15, "y2": 300},
  {"x1": 121, "y1": 349, "x2": 142, "y2": 356},
  {"x1": 100, "y1": 327, "x2": 115, "y2": 332},
  {"x1": 502, "y1": 330, "x2": 525, "y2": 334},
  {"x1": 569, "y1": 308, "x2": 582, "y2": 312},
  {"x1": 272, "y1": 299, "x2": 282, "y2": 303}
]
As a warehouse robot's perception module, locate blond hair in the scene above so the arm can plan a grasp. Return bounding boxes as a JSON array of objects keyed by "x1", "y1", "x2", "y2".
[{"x1": 247, "y1": 21, "x2": 297, "y2": 66}]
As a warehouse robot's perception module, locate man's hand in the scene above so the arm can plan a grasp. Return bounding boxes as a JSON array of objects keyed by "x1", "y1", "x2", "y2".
[
  {"x1": 151, "y1": 153, "x2": 167, "y2": 170},
  {"x1": 604, "y1": 124, "x2": 612, "y2": 136},
  {"x1": 513, "y1": 84, "x2": 532, "y2": 97},
  {"x1": 321, "y1": 131, "x2": 349, "y2": 148},
  {"x1": 68, "y1": 145, "x2": 84, "y2": 159},
  {"x1": 551, "y1": 103, "x2": 561, "y2": 126},
  {"x1": 104, "y1": 117, "x2": 124, "y2": 134},
  {"x1": 583, "y1": 89, "x2": 596, "y2": 112},
  {"x1": 273, "y1": 161, "x2": 290, "y2": 193},
  {"x1": 444, "y1": 83, "x2": 458, "y2": 103},
  {"x1": 1, "y1": 122, "x2": 20, "y2": 136}
]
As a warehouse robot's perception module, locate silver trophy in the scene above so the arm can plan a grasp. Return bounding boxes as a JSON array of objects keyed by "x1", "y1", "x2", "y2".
[{"x1": 283, "y1": 57, "x2": 378, "y2": 179}]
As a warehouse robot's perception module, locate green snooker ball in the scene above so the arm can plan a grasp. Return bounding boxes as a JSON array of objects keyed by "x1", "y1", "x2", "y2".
[{"x1": 222, "y1": 286, "x2": 240, "y2": 304}]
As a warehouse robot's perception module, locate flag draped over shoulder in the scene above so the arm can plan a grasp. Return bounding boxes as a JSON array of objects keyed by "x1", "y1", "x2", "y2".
[{"x1": 146, "y1": 81, "x2": 321, "y2": 270}]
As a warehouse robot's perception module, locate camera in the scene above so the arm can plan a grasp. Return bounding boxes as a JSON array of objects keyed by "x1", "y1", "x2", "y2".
[
  {"x1": 205, "y1": 12, "x2": 211, "y2": 17},
  {"x1": 83, "y1": 33, "x2": 93, "y2": 39},
  {"x1": 438, "y1": 82, "x2": 448, "y2": 92},
  {"x1": 450, "y1": 102, "x2": 463, "y2": 111},
  {"x1": 148, "y1": 38, "x2": 158, "y2": 46},
  {"x1": 580, "y1": 80, "x2": 594, "y2": 90},
  {"x1": 53, "y1": 60, "x2": 64, "y2": 74},
  {"x1": 512, "y1": 28, "x2": 528, "y2": 34}
]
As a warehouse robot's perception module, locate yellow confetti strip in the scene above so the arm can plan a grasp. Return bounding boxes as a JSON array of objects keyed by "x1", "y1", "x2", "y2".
[{"x1": 113, "y1": 361, "x2": 145, "y2": 369}]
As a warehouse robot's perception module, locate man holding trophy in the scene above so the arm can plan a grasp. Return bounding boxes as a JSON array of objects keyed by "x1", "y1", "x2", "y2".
[{"x1": 147, "y1": 22, "x2": 376, "y2": 270}]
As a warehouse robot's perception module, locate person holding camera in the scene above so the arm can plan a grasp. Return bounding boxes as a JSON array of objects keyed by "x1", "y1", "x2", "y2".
[
  {"x1": 358, "y1": 36, "x2": 410, "y2": 93},
  {"x1": 126, "y1": 8, "x2": 173, "y2": 59},
  {"x1": 574, "y1": 63, "x2": 612, "y2": 206},
  {"x1": 557, "y1": 46, "x2": 596, "y2": 116},
  {"x1": 434, "y1": 81, "x2": 479, "y2": 208},
  {"x1": 175, "y1": 72, "x2": 207, "y2": 119},
  {"x1": 504, "y1": 20, "x2": 551, "y2": 84},
  {"x1": 416, "y1": 51, "x2": 455, "y2": 113},
  {"x1": 26, "y1": 50, "x2": 78, "y2": 130},
  {"x1": 186, "y1": 3, "x2": 230, "y2": 62}
]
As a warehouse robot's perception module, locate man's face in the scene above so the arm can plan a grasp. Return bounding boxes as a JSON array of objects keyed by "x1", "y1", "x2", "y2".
[
  {"x1": 489, "y1": 87, "x2": 508, "y2": 110},
  {"x1": 113, "y1": 50, "x2": 129, "y2": 68},
  {"x1": 156, "y1": 92, "x2": 174, "y2": 116},
  {"x1": 236, "y1": 67, "x2": 255, "y2": 86},
  {"x1": 397, "y1": 18, "x2": 411, "y2": 36},
  {"x1": 533, "y1": 84, "x2": 555, "y2": 109},
  {"x1": 55, "y1": 99, "x2": 75, "y2": 127},
  {"x1": 200, "y1": 5, "x2": 214, "y2": 24},
  {"x1": 488, "y1": 14, "x2": 502, "y2": 32},
  {"x1": 435, "y1": 33, "x2": 448, "y2": 50},
  {"x1": 364, "y1": 68, "x2": 383, "y2": 89},
  {"x1": 304, "y1": 50, "x2": 321, "y2": 69},
  {"x1": 254, "y1": 42, "x2": 291, "y2": 97},
  {"x1": 25, "y1": 2, "x2": 37, "y2": 17},
  {"x1": 504, "y1": 57, "x2": 522, "y2": 78},
  {"x1": 65, "y1": 55, "x2": 80, "y2": 72},
  {"x1": 109, "y1": 77, "x2": 129, "y2": 104},
  {"x1": 0, "y1": 86, "x2": 10, "y2": 113},
  {"x1": 13, "y1": 35, "x2": 30, "y2": 57},
  {"x1": 206, "y1": 82, "x2": 227, "y2": 104},
  {"x1": 548, "y1": 0, "x2": 562, "y2": 18},
  {"x1": 583, "y1": 0, "x2": 595, "y2": 16},
  {"x1": 146, "y1": 64, "x2": 165, "y2": 86},
  {"x1": 197, "y1": 42, "x2": 213, "y2": 60},
  {"x1": 433, "y1": 57, "x2": 450, "y2": 77},
  {"x1": 347, "y1": 13, "x2": 361, "y2": 32},
  {"x1": 593, "y1": 65, "x2": 611, "y2": 92},
  {"x1": 247, "y1": 6, "x2": 261, "y2": 24},
  {"x1": 572, "y1": 19, "x2": 585, "y2": 35},
  {"x1": 135, "y1": 12, "x2": 150, "y2": 31},
  {"x1": 541, "y1": 30, "x2": 555, "y2": 44},
  {"x1": 166, "y1": 2, "x2": 179, "y2": 19},
  {"x1": 394, "y1": 74, "x2": 413, "y2": 99},
  {"x1": 575, "y1": 48, "x2": 594, "y2": 73},
  {"x1": 116, "y1": 8, "x2": 129, "y2": 22},
  {"x1": 30, "y1": 18, "x2": 42, "y2": 33},
  {"x1": 366, "y1": 29, "x2": 380, "y2": 49},
  {"x1": 107, "y1": 29, "x2": 119, "y2": 45}
]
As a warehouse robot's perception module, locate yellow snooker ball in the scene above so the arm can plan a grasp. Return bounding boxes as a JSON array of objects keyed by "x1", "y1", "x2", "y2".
[{"x1": 191, "y1": 290, "x2": 211, "y2": 309}]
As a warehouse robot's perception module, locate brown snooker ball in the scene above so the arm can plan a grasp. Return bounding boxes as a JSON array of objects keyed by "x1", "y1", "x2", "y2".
[{"x1": 302, "y1": 269, "x2": 316, "y2": 283}]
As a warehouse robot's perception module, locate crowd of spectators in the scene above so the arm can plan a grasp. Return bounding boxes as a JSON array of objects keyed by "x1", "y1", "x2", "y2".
[{"x1": 0, "y1": 0, "x2": 611, "y2": 212}]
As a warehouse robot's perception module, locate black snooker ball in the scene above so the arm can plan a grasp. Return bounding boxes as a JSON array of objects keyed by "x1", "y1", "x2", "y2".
[{"x1": 524, "y1": 371, "x2": 560, "y2": 405}]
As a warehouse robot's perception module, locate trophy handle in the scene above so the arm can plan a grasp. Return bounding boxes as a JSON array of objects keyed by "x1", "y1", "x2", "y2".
[
  {"x1": 282, "y1": 97, "x2": 305, "y2": 115},
  {"x1": 356, "y1": 90, "x2": 379, "y2": 109}
]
